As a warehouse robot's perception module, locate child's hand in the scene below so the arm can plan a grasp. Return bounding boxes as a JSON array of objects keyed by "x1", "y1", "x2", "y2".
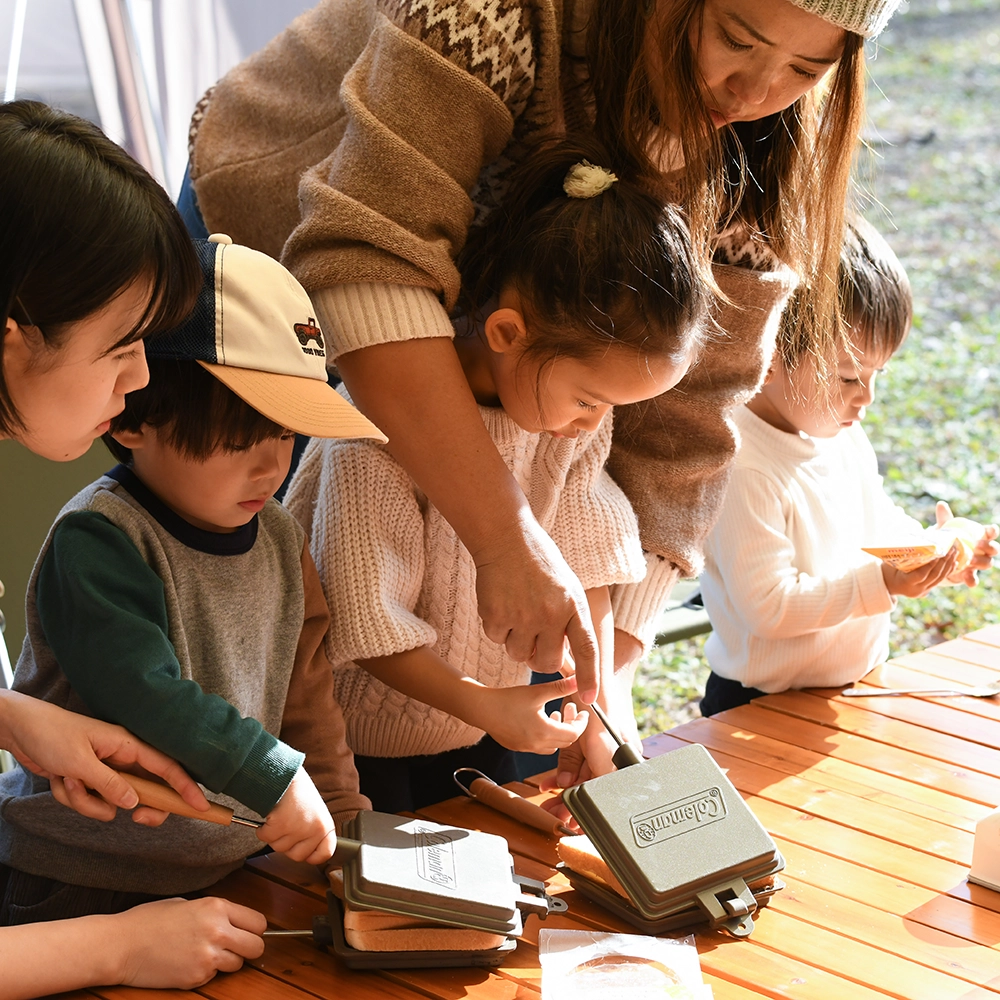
[
  {"x1": 256, "y1": 767, "x2": 336, "y2": 865},
  {"x1": 954, "y1": 524, "x2": 1000, "y2": 586},
  {"x1": 882, "y1": 546, "x2": 958, "y2": 598},
  {"x1": 476, "y1": 675, "x2": 588, "y2": 754},
  {"x1": 113, "y1": 897, "x2": 265, "y2": 989},
  {"x1": 933, "y1": 501, "x2": 999, "y2": 586}
]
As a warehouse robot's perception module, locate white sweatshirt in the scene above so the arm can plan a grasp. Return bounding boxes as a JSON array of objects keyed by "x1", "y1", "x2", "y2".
[{"x1": 702, "y1": 405, "x2": 921, "y2": 691}]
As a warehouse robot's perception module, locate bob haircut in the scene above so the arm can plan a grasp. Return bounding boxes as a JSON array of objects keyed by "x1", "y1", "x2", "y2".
[
  {"x1": 838, "y1": 216, "x2": 912, "y2": 358},
  {"x1": 587, "y1": 0, "x2": 867, "y2": 372},
  {"x1": 458, "y1": 137, "x2": 707, "y2": 371},
  {"x1": 0, "y1": 101, "x2": 200, "y2": 436},
  {"x1": 104, "y1": 358, "x2": 287, "y2": 464},
  {"x1": 779, "y1": 216, "x2": 912, "y2": 367}
]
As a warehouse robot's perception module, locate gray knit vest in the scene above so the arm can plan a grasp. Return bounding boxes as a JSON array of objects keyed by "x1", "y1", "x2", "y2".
[{"x1": 0, "y1": 475, "x2": 306, "y2": 894}]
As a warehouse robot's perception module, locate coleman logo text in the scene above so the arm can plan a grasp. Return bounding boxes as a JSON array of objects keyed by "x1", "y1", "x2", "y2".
[
  {"x1": 630, "y1": 788, "x2": 726, "y2": 847},
  {"x1": 414, "y1": 827, "x2": 458, "y2": 888}
]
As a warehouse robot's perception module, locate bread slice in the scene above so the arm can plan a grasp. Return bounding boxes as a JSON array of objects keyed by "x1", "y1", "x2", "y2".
[
  {"x1": 557, "y1": 834, "x2": 628, "y2": 898},
  {"x1": 329, "y1": 865, "x2": 507, "y2": 951},
  {"x1": 343, "y1": 904, "x2": 507, "y2": 952},
  {"x1": 558, "y1": 835, "x2": 781, "y2": 907}
]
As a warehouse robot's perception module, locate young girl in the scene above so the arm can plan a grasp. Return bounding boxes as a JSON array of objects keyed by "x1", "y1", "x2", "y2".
[
  {"x1": 285, "y1": 140, "x2": 706, "y2": 811},
  {"x1": 0, "y1": 101, "x2": 265, "y2": 998}
]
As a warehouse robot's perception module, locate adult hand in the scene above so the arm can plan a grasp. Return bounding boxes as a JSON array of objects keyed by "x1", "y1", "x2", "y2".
[
  {"x1": 0, "y1": 689, "x2": 208, "y2": 823},
  {"x1": 115, "y1": 897, "x2": 265, "y2": 988},
  {"x1": 541, "y1": 628, "x2": 644, "y2": 790},
  {"x1": 474, "y1": 514, "x2": 599, "y2": 702},
  {"x1": 257, "y1": 767, "x2": 336, "y2": 865}
]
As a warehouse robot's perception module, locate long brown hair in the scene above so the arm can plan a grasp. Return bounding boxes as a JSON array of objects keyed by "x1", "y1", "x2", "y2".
[{"x1": 587, "y1": 0, "x2": 867, "y2": 372}]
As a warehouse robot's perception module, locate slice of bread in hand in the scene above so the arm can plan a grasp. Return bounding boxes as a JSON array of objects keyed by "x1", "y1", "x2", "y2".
[{"x1": 557, "y1": 834, "x2": 628, "y2": 898}]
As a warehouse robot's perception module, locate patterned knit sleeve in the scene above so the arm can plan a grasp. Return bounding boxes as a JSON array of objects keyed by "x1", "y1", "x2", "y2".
[
  {"x1": 193, "y1": 0, "x2": 552, "y2": 360},
  {"x1": 284, "y1": 0, "x2": 547, "y2": 351},
  {"x1": 548, "y1": 414, "x2": 647, "y2": 592},
  {"x1": 283, "y1": 437, "x2": 437, "y2": 666}
]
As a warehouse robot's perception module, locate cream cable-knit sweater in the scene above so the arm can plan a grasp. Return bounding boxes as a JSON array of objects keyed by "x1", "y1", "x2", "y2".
[
  {"x1": 701, "y1": 406, "x2": 922, "y2": 692},
  {"x1": 284, "y1": 398, "x2": 646, "y2": 758}
]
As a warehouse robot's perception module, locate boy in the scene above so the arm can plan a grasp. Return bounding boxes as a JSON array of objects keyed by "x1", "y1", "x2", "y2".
[
  {"x1": 0, "y1": 234, "x2": 385, "y2": 923},
  {"x1": 699, "y1": 218, "x2": 998, "y2": 717}
]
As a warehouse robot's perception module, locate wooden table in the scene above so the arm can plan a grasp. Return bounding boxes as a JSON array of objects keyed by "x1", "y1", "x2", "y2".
[{"x1": 60, "y1": 624, "x2": 1000, "y2": 999}]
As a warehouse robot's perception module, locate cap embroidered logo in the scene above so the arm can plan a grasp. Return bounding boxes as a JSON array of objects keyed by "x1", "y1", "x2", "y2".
[{"x1": 294, "y1": 317, "x2": 325, "y2": 357}]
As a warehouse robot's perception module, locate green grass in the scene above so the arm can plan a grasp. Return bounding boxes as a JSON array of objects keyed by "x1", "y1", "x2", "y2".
[{"x1": 633, "y1": 0, "x2": 1000, "y2": 736}]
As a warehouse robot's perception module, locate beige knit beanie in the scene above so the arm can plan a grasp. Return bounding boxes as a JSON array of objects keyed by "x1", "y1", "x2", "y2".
[{"x1": 786, "y1": 0, "x2": 904, "y2": 37}]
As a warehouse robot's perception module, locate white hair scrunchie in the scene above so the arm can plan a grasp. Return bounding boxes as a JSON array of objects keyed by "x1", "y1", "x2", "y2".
[{"x1": 563, "y1": 160, "x2": 619, "y2": 199}]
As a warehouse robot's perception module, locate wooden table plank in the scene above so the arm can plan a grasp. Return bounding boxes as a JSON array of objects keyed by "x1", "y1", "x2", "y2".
[
  {"x1": 772, "y1": 835, "x2": 1000, "y2": 945},
  {"x1": 966, "y1": 625, "x2": 1000, "y2": 649},
  {"x1": 820, "y1": 688, "x2": 1000, "y2": 748},
  {"x1": 877, "y1": 651, "x2": 1000, "y2": 689},
  {"x1": 667, "y1": 740, "x2": 973, "y2": 865},
  {"x1": 746, "y1": 907, "x2": 1000, "y2": 999},
  {"x1": 768, "y1": 876, "x2": 1000, "y2": 988},
  {"x1": 755, "y1": 692, "x2": 1000, "y2": 777},
  {"x1": 712, "y1": 703, "x2": 1000, "y2": 805},
  {"x1": 918, "y1": 636, "x2": 1000, "y2": 671},
  {"x1": 667, "y1": 716, "x2": 988, "y2": 830},
  {"x1": 853, "y1": 661, "x2": 1000, "y2": 723},
  {"x1": 194, "y1": 968, "x2": 328, "y2": 1000}
]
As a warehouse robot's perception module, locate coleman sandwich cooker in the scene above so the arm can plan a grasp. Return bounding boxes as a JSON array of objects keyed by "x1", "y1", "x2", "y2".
[{"x1": 560, "y1": 741, "x2": 785, "y2": 937}]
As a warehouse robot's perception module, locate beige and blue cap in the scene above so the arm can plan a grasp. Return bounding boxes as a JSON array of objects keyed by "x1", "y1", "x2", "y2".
[{"x1": 147, "y1": 234, "x2": 386, "y2": 442}]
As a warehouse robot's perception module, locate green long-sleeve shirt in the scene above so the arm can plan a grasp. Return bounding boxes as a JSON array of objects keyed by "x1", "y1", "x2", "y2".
[{"x1": 36, "y1": 509, "x2": 302, "y2": 814}]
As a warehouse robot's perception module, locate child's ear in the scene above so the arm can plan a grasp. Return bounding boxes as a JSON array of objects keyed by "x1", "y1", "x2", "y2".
[
  {"x1": 482, "y1": 307, "x2": 528, "y2": 355},
  {"x1": 110, "y1": 426, "x2": 149, "y2": 450}
]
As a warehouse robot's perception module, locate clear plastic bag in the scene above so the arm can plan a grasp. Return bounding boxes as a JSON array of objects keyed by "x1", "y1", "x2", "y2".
[{"x1": 539, "y1": 929, "x2": 712, "y2": 999}]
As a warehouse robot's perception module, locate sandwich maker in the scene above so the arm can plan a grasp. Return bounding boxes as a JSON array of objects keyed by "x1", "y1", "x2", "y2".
[
  {"x1": 119, "y1": 775, "x2": 564, "y2": 967},
  {"x1": 339, "y1": 810, "x2": 563, "y2": 935},
  {"x1": 560, "y1": 715, "x2": 784, "y2": 938}
]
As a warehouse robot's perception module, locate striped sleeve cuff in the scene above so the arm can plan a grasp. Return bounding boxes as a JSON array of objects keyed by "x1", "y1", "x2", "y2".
[
  {"x1": 857, "y1": 559, "x2": 896, "y2": 617},
  {"x1": 311, "y1": 283, "x2": 455, "y2": 360},
  {"x1": 222, "y1": 733, "x2": 305, "y2": 818}
]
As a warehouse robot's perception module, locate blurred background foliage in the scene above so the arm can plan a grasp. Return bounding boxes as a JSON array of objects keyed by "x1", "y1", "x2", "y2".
[{"x1": 635, "y1": 0, "x2": 1000, "y2": 735}]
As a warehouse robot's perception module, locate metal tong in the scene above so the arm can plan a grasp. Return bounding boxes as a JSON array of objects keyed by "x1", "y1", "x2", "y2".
[
  {"x1": 842, "y1": 681, "x2": 1000, "y2": 698},
  {"x1": 589, "y1": 702, "x2": 644, "y2": 769}
]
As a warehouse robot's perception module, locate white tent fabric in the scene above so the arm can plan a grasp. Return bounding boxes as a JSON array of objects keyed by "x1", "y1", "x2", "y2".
[{"x1": 1, "y1": 0, "x2": 312, "y2": 199}]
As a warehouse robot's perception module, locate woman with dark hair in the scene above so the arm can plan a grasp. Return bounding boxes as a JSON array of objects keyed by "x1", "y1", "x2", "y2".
[
  {"x1": 0, "y1": 101, "x2": 266, "y2": 998},
  {"x1": 184, "y1": 0, "x2": 902, "y2": 780}
]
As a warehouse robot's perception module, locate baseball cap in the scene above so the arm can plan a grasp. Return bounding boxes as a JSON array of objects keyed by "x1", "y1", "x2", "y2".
[{"x1": 146, "y1": 234, "x2": 386, "y2": 442}]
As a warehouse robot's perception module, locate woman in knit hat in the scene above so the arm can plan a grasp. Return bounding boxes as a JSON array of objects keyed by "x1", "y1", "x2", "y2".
[{"x1": 184, "y1": 0, "x2": 903, "y2": 780}]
